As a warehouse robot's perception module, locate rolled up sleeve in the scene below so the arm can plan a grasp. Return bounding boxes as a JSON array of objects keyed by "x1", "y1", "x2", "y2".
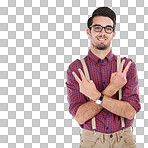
[
  {"x1": 122, "y1": 60, "x2": 141, "y2": 113},
  {"x1": 66, "y1": 60, "x2": 87, "y2": 117}
]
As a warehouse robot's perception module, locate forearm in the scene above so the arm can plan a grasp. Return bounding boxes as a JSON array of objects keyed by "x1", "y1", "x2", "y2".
[
  {"x1": 75, "y1": 100, "x2": 102, "y2": 124},
  {"x1": 101, "y1": 96, "x2": 136, "y2": 120},
  {"x1": 75, "y1": 83, "x2": 118, "y2": 124}
]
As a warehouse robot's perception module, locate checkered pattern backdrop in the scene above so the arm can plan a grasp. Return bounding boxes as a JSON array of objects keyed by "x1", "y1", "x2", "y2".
[{"x1": 0, "y1": 0, "x2": 147, "y2": 148}]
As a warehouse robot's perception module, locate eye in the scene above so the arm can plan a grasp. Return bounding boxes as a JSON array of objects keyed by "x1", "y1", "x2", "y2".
[
  {"x1": 106, "y1": 27, "x2": 112, "y2": 31},
  {"x1": 94, "y1": 26, "x2": 102, "y2": 30}
]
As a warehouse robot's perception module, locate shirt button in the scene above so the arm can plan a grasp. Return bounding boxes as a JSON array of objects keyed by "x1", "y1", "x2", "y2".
[
  {"x1": 106, "y1": 127, "x2": 109, "y2": 130},
  {"x1": 103, "y1": 82, "x2": 105, "y2": 84}
]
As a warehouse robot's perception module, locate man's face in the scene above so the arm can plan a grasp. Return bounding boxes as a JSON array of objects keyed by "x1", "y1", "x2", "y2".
[{"x1": 87, "y1": 16, "x2": 116, "y2": 50}]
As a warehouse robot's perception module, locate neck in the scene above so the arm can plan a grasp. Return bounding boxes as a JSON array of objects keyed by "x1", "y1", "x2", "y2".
[{"x1": 90, "y1": 46, "x2": 111, "y2": 60}]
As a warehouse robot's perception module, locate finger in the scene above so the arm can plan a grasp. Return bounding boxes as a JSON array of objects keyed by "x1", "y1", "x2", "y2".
[
  {"x1": 123, "y1": 61, "x2": 132, "y2": 76},
  {"x1": 118, "y1": 60, "x2": 125, "y2": 73},
  {"x1": 78, "y1": 68, "x2": 87, "y2": 81},
  {"x1": 72, "y1": 71, "x2": 81, "y2": 84}
]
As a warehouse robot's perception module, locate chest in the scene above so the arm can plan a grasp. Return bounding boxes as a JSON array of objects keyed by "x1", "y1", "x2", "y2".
[{"x1": 87, "y1": 60, "x2": 117, "y2": 91}]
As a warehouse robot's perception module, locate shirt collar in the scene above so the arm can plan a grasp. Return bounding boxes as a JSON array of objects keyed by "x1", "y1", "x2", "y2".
[{"x1": 88, "y1": 49, "x2": 113, "y2": 63}]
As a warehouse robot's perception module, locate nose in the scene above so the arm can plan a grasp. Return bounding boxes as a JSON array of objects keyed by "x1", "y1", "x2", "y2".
[{"x1": 100, "y1": 27, "x2": 106, "y2": 34}]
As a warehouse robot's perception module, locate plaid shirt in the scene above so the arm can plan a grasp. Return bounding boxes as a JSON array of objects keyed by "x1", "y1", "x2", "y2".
[{"x1": 66, "y1": 49, "x2": 141, "y2": 133}]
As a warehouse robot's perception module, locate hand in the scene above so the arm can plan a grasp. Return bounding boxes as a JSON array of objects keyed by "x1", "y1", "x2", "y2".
[
  {"x1": 110, "y1": 60, "x2": 132, "y2": 91},
  {"x1": 72, "y1": 68, "x2": 100, "y2": 101}
]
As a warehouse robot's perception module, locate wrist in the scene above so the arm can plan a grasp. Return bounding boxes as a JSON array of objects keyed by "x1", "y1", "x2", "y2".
[
  {"x1": 95, "y1": 93, "x2": 104, "y2": 105},
  {"x1": 103, "y1": 83, "x2": 118, "y2": 97},
  {"x1": 110, "y1": 83, "x2": 118, "y2": 93},
  {"x1": 90, "y1": 90, "x2": 101, "y2": 101}
]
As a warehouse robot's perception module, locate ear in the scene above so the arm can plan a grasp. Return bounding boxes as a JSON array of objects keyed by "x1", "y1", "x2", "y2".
[
  {"x1": 86, "y1": 28, "x2": 91, "y2": 36},
  {"x1": 112, "y1": 30, "x2": 116, "y2": 38}
]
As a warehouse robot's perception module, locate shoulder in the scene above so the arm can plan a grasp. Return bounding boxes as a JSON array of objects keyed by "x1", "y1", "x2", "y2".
[
  {"x1": 67, "y1": 59, "x2": 83, "y2": 73},
  {"x1": 121, "y1": 57, "x2": 136, "y2": 68},
  {"x1": 121, "y1": 57, "x2": 138, "y2": 77},
  {"x1": 113, "y1": 55, "x2": 137, "y2": 75},
  {"x1": 114, "y1": 54, "x2": 136, "y2": 67}
]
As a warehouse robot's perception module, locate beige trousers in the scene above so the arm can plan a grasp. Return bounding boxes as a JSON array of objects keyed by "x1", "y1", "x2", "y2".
[{"x1": 80, "y1": 127, "x2": 137, "y2": 148}]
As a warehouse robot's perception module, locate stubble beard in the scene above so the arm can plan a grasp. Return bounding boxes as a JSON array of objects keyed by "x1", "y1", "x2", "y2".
[
  {"x1": 92, "y1": 41, "x2": 111, "y2": 51},
  {"x1": 90, "y1": 34, "x2": 111, "y2": 50}
]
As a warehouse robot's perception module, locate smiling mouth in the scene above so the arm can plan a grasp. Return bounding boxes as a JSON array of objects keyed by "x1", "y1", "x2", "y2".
[
  {"x1": 97, "y1": 38, "x2": 106, "y2": 42},
  {"x1": 99, "y1": 38, "x2": 105, "y2": 41}
]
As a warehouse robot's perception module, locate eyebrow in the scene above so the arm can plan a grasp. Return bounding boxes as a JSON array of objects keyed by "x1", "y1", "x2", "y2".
[{"x1": 93, "y1": 24, "x2": 113, "y2": 27}]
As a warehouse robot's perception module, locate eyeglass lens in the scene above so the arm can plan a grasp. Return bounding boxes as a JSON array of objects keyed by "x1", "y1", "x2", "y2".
[{"x1": 93, "y1": 25, "x2": 114, "y2": 33}]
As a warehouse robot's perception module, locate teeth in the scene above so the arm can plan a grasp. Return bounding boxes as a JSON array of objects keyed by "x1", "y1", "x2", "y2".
[{"x1": 99, "y1": 39, "x2": 105, "y2": 41}]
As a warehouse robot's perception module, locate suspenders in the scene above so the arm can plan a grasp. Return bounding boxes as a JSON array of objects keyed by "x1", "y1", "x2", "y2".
[
  {"x1": 80, "y1": 56, "x2": 125, "y2": 130},
  {"x1": 80, "y1": 59, "x2": 96, "y2": 130},
  {"x1": 117, "y1": 57, "x2": 125, "y2": 128}
]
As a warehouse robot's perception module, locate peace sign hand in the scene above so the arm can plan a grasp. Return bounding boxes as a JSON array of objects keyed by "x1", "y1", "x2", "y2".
[
  {"x1": 72, "y1": 69, "x2": 100, "y2": 101},
  {"x1": 110, "y1": 60, "x2": 132, "y2": 91}
]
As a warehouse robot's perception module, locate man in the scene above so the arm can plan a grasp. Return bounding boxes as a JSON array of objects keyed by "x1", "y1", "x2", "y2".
[{"x1": 66, "y1": 7, "x2": 141, "y2": 148}]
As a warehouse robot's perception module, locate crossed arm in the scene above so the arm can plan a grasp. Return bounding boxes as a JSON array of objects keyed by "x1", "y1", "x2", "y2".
[
  {"x1": 73, "y1": 83, "x2": 118, "y2": 125},
  {"x1": 72, "y1": 60, "x2": 136, "y2": 125}
]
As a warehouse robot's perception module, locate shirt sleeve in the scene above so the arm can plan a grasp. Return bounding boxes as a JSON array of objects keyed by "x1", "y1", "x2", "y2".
[
  {"x1": 122, "y1": 59, "x2": 141, "y2": 113},
  {"x1": 65, "y1": 59, "x2": 88, "y2": 117}
]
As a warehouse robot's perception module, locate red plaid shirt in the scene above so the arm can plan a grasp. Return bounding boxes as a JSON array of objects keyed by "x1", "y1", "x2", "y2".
[{"x1": 66, "y1": 49, "x2": 141, "y2": 133}]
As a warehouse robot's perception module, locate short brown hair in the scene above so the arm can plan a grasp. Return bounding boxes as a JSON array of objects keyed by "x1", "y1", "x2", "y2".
[{"x1": 87, "y1": 7, "x2": 116, "y2": 30}]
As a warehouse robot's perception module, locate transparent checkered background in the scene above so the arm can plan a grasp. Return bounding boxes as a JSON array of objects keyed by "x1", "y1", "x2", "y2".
[{"x1": 0, "y1": 0, "x2": 147, "y2": 148}]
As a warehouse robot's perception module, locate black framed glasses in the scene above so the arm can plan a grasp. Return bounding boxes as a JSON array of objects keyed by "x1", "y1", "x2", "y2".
[{"x1": 90, "y1": 25, "x2": 114, "y2": 34}]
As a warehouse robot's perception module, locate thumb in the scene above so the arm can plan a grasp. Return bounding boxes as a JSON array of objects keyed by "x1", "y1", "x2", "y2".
[
  {"x1": 90, "y1": 80, "x2": 96, "y2": 86},
  {"x1": 111, "y1": 72, "x2": 117, "y2": 76},
  {"x1": 89, "y1": 80, "x2": 94, "y2": 84}
]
